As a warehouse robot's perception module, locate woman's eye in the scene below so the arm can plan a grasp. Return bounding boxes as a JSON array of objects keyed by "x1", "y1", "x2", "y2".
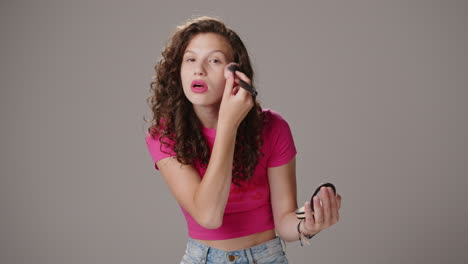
[
  {"x1": 210, "y1": 59, "x2": 221, "y2": 63},
  {"x1": 186, "y1": 58, "x2": 195, "y2": 62}
]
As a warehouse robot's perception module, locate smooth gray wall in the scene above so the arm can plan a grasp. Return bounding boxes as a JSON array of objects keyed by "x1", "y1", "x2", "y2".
[{"x1": 1, "y1": 0, "x2": 467, "y2": 263}]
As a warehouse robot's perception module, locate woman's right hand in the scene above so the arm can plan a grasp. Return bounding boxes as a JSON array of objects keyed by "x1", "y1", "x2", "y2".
[{"x1": 218, "y1": 63, "x2": 254, "y2": 129}]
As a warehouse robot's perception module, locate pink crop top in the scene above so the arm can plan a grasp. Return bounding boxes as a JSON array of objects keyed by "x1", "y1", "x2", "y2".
[{"x1": 145, "y1": 108, "x2": 297, "y2": 240}]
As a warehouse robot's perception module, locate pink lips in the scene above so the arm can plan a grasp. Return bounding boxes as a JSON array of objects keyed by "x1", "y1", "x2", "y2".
[{"x1": 191, "y1": 80, "x2": 208, "y2": 93}]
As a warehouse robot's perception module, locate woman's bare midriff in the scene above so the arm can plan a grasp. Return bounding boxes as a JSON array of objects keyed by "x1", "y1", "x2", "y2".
[{"x1": 194, "y1": 229, "x2": 277, "y2": 252}]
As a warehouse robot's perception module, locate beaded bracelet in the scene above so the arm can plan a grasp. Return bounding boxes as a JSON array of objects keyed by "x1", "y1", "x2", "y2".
[{"x1": 297, "y1": 219, "x2": 316, "y2": 246}]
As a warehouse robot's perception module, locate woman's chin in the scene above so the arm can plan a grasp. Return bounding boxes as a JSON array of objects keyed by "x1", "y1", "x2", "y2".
[{"x1": 190, "y1": 100, "x2": 222, "y2": 108}]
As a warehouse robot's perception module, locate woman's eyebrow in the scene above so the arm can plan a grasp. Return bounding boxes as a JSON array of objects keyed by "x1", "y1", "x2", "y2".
[{"x1": 184, "y1": 50, "x2": 226, "y2": 56}]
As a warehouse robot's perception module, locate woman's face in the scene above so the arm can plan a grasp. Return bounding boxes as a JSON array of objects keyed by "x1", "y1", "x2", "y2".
[{"x1": 180, "y1": 33, "x2": 233, "y2": 107}]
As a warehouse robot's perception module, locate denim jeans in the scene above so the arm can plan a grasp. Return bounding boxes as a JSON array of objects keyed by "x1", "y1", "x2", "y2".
[{"x1": 180, "y1": 235, "x2": 288, "y2": 264}]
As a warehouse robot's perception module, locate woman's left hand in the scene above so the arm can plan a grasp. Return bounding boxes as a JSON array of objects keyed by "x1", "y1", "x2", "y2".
[{"x1": 302, "y1": 186, "x2": 342, "y2": 235}]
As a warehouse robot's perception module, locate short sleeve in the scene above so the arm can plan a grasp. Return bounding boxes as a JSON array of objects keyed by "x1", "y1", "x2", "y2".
[
  {"x1": 145, "y1": 132, "x2": 176, "y2": 170},
  {"x1": 267, "y1": 112, "x2": 297, "y2": 167}
]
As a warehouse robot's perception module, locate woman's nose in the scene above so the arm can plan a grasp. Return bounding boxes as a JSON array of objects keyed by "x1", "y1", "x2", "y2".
[{"x1": 194, "y1": 63, "x2": 206, "y2": 76}]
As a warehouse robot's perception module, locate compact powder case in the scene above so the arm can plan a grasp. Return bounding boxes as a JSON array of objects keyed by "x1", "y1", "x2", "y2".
[{"x1": 295, "y1": 183, "x2": 337, "y2": 220}]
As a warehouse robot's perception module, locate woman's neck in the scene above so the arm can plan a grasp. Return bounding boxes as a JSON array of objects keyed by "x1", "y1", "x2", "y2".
[{"x1": 192, "y1": 104, "x2": 220, "y2": 129}]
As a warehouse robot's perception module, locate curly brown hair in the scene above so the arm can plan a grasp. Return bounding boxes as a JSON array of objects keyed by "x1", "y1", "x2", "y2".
[{"x1": 145, "y1": 16, "x2": 265, "y2": 187}]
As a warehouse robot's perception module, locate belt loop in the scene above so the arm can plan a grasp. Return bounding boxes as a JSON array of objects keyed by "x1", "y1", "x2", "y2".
[
  {"x1": 246, "y1": 248, "x2": 256, "y2": 264},
  {"x1": 200, "y1": 246, "x2": 210, "y2": 264},
  {"x1": 280, "y1": 236, "x2": 287, "y2": 253}
]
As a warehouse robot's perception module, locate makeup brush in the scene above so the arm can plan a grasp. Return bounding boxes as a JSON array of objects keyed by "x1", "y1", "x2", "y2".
[{"x1": 227, "y1": 64, "x2": 258, "y2": 97}]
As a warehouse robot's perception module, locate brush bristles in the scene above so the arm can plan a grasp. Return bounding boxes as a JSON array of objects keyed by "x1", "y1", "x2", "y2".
[{"x1": 228, "y1": 64, "x2": 239, "y2": 73}]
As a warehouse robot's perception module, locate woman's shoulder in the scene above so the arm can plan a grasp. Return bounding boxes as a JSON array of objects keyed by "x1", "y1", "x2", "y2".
[
  {"x1": 260, "y1": 108, "x2": 297, "y2": 165},
  {"x1": 261, "y1": 108, "x2": 290, "y2": 129},
  {"x1": 145, "y1": 120, "x2": 176, "y2": 146},
  {"x1": 145, "y1": 123, "x2": 177, "y2": 167}
]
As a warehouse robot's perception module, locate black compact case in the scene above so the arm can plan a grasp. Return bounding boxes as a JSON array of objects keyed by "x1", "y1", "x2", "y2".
[{"x1": 295, "y1": 182, "x2": 337, "y2": 219}]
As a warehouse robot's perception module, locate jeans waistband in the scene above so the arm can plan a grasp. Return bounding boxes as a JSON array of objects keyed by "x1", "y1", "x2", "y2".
[{"x1": 184, "y1": 235, "x2": 287, "y2": 263}]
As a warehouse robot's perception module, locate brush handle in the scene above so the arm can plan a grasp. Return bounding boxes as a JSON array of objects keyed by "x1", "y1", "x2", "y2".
[
  {"x1": 237, "y1": 79, "x2": 258, "y2": 97},
  {"x1": 227, "y1": 64, "x2": 257, "y2": 97}
]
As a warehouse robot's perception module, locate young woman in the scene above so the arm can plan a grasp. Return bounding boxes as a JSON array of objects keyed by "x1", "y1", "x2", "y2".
[{"x1": 145, "y1": 16, "x2": 342, "y2": 264}]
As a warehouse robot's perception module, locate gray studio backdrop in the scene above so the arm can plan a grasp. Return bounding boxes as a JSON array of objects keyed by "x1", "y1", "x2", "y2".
[{"x1": 1, "y1": 0, "x2": 467, "y2": 263}]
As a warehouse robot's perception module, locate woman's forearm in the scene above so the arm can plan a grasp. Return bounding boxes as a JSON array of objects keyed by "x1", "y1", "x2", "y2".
[
  {"x1": 193, "y1": 124, "x2": 237, "y2": 229},
  {"x1": 277, "y1": 211, "x2": 318, "y2": 243}
]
